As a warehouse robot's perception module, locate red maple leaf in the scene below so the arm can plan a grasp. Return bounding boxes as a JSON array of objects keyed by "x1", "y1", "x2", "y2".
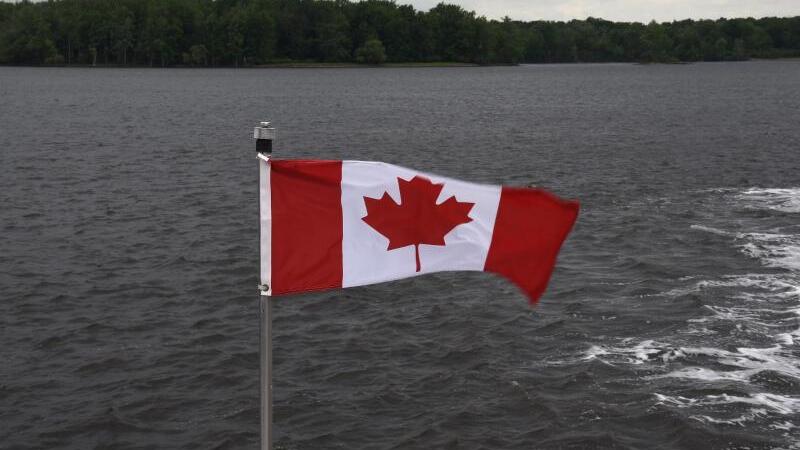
[{"x1": 362, "y1": 176, "x2": 475, "y2": 272}]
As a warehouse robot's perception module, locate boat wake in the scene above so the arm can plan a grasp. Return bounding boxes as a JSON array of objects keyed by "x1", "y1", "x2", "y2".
[
  {"x1": 585, "y1": 187, "x2": 800, "y2": 444},
  {"x1": 739, "y1": 188, "x2": 800, "y2": 214}
]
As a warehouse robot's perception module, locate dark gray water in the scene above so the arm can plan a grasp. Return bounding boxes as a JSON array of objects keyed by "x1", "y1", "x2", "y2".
[{"x1": 1, "y1": 62, "x2": 799, "y2": 449}]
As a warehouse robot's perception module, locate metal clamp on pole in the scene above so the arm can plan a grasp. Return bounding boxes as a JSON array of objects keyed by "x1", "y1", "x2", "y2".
[{"x1": 256, "y1": 120, "x2": 275, "y2": 450}]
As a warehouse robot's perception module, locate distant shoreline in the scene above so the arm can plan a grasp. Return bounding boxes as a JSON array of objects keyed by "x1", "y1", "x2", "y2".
[
  {"x1": 2, "y1": 58, "x2": 799, "y2": 69},
  {"x1": 3, "y1": 0, "x2": 799, "y2": 68},
  {"x1": 750, "y1": 57, "x2": 800, "y2": 62},
  {"x1": 257, "y1": 62, "x2": 488, "y2": 68},
  {"x1": 0, "y1": 62, "x2": 496, "y2": 69}
]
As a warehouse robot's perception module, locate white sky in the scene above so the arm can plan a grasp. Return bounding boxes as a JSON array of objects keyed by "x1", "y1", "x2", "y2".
[{"x1": 407, "y1": 0, "x2": 800, "y2": 22}]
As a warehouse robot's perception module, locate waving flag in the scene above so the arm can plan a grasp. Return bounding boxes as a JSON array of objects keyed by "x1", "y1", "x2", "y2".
[{"x1": 259, "y1": 158, "x2": 578, "y2": 303}]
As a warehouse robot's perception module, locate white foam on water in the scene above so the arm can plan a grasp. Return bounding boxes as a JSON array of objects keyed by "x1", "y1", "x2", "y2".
[
  {"x1": 661, "y1": 270, "x2": 800, "y2": 305},
  {"x1": 703, "y1": 304, "x2": 800, "y2": 335},
  {"x1": 582, "y1": 345, "x2": 609, "y2": 360},
  {"x1": 660, "y1": 273, "x2": 800, "y2": 344},
  {"x1": 692, "y1": 224, "x2": 800, "y2": 272},
  {"x1": 590, "y1": 271, "x2": 800, "y2": 383},
  {"x1": 739, "y1": 188, "x2": 800, "y2": 214},
  {"x1": 661, "y1": 345, "x2": 800, "y2": 381},
  {"x1": 689, "y1": 224, "x2": 734, "y2": 237},
  {"x1": 739, "y1": 232, "x2": 800, "y2": 272},
  {"x1": 660, "y1": 366, "x2": 760, "y2": 382},
  {"x1": 583, "y1": 339, "x2": 685, "y2": 365},
  {"x1": 775, "y1": 311, "x2": 800, "y2": 345},
  {"x1": 695, "y1": 274, "x2": 800, "y2": 298},
  {"x1": 772, "y1": 421, "x2": 796, "y2": 431},
  {"x1": 635, "y1": 189, "x2": 800, "y2": 443},
  {"x1": 731, "y1": 187, "x2": 800, "y2": 275},
  {"x1": 585, "y1": 339, "x2": 800, "y2": 383},
  {"x1": 657, "y1": 273, "x2": 784, "y2": 299},
  {"x1": 654, "y1": 392, "x2": 800, "y2": 415},
  {"x1": 637, "y1": 271, "x2": 800, "y2": 440},
  {"x1": 691, "y1": 410, "x2": 770, "y2": 427},
  {"x1": 654, "y1": 392, "x2": 800, "y2": 441},
  {"x1": 775, "y1": 332, "x2": 795, "y2": 345}
]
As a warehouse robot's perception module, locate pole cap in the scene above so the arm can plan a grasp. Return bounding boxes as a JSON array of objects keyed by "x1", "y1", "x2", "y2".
[{"x1": 254, "y1": 121, "x2": 276, "y2": 140}]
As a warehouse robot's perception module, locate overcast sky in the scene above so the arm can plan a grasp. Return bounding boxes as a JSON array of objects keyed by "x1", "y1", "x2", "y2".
[
  {"x1": 407, "y1": 0, "x2": 800, "y2": 22},
  {"x1": 11, "y1": 0, "x2": 800, "y2": 22}
]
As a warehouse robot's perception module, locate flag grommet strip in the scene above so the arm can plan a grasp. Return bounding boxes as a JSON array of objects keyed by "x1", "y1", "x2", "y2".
[{"x1": 259, "y1": 156, "x2": 273, "y2": 296}]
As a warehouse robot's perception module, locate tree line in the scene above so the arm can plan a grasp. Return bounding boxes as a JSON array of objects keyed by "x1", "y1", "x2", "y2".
[{"x1": 1, "y1": 0, "x2": 799, "y2": 66}]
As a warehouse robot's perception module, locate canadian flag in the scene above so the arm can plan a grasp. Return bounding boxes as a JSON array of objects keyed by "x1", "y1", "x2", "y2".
[{"x1": 259, "y1": 158, "x2": 579, "y2": 304}]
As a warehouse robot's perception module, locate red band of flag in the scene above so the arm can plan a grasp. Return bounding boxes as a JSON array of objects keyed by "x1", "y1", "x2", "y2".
[{"x1": 269, "y1": 160, "x2": 343, "y2": 295}]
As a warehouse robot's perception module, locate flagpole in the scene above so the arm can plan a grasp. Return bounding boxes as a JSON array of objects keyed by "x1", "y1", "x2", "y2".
[{"x1": 255, "y1": 121, "x2": 275, "y2": 450}]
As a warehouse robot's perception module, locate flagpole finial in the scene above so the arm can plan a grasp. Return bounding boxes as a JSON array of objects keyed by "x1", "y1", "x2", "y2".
[{"x1": 255, "y1": 121, "x2": 275, "y2": 154}]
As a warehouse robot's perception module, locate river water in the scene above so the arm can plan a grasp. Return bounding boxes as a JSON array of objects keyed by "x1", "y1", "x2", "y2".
[{"x1": 1, "y1": 62, "x2": 799, "y2": 449}]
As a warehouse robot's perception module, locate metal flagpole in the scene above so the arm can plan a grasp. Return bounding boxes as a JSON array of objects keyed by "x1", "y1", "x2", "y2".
[{"x1": 255, "y1": 121, "x2": 275, "y2": 450}]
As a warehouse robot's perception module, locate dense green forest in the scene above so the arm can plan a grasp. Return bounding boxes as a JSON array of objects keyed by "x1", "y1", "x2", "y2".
[{"x1": 1, "y1": 0, "x2": 799, "y2": 66}]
